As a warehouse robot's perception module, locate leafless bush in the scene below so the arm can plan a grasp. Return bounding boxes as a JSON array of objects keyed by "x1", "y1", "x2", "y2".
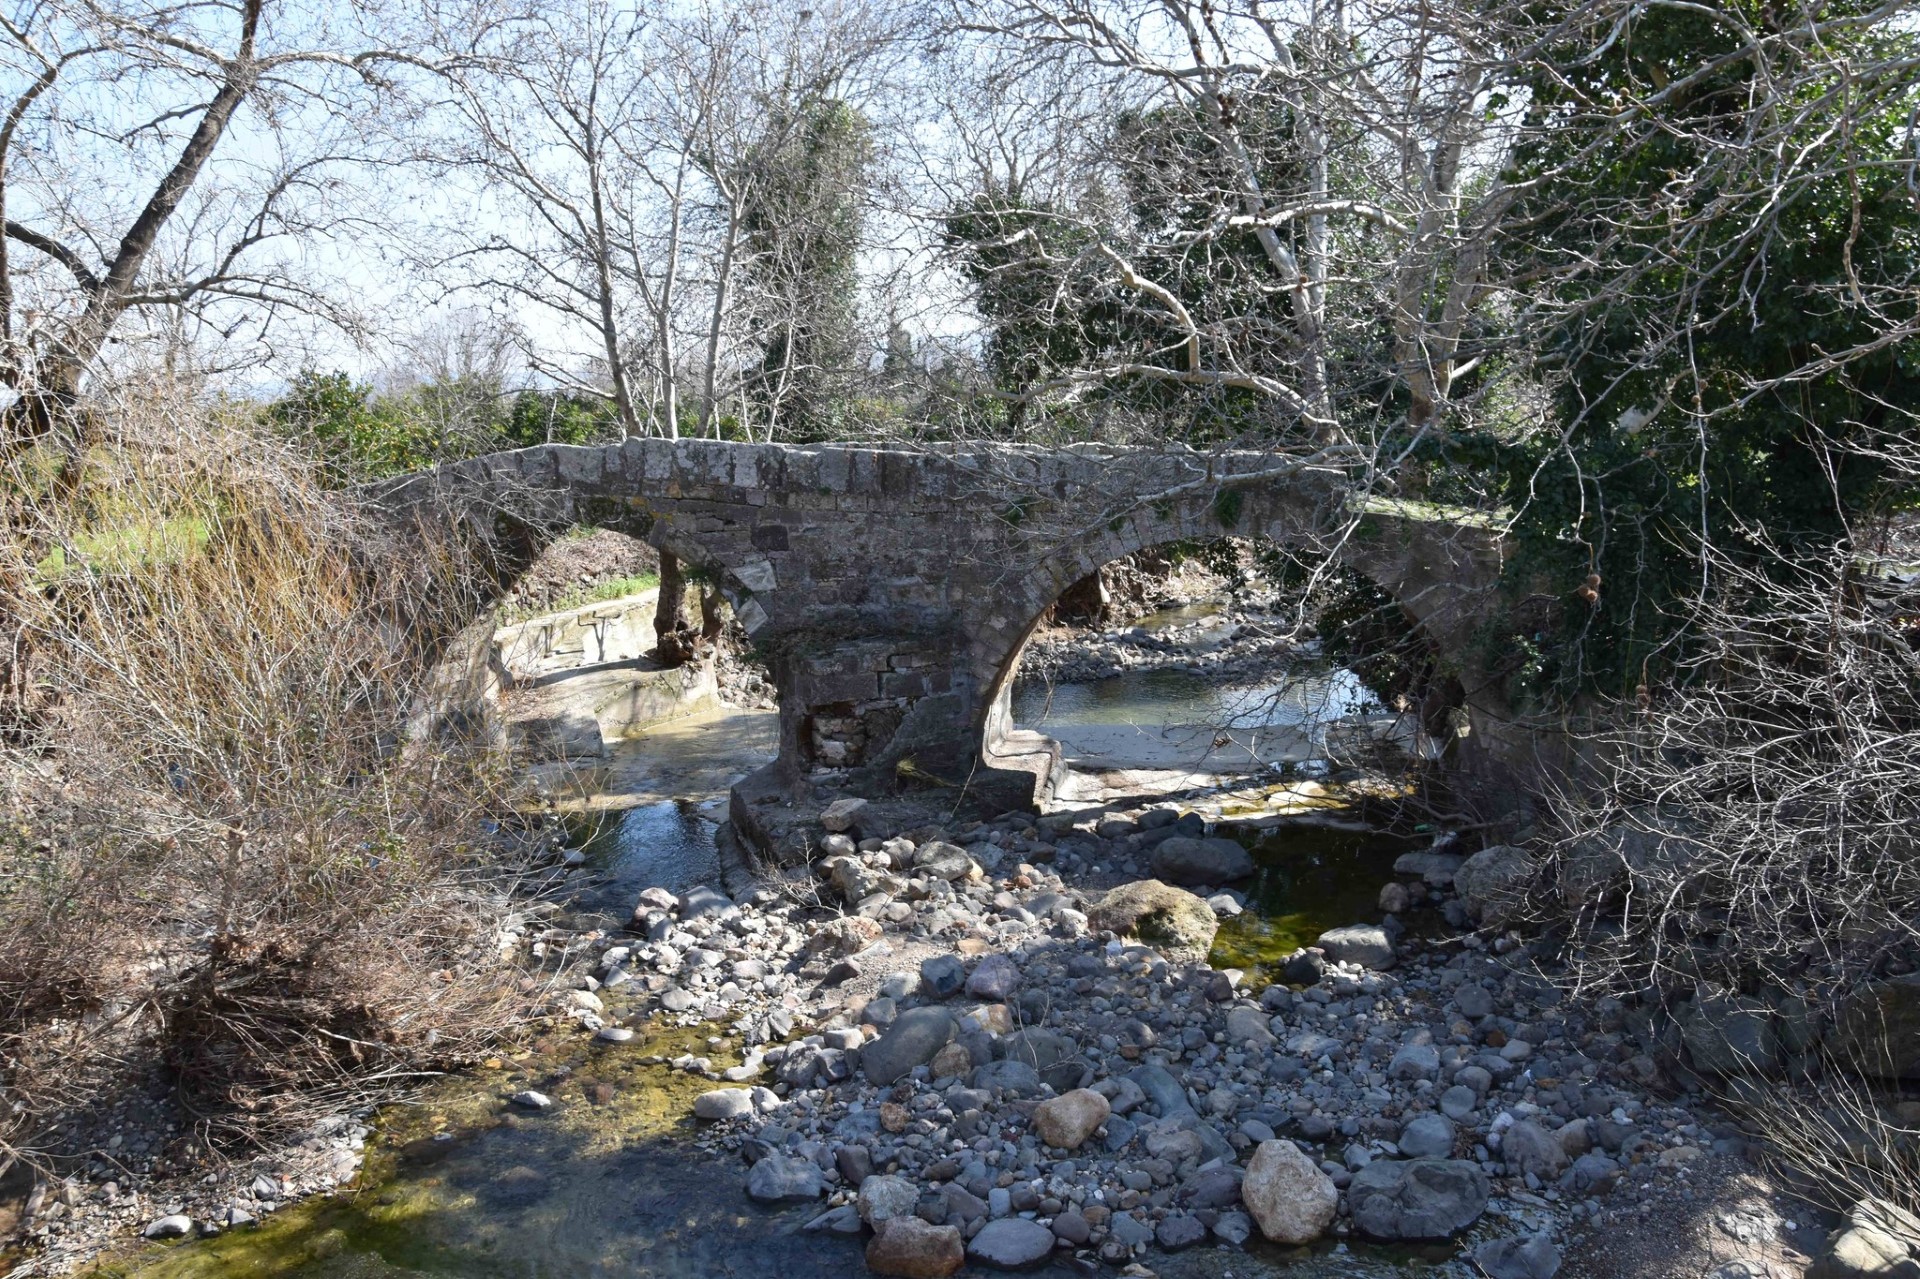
[
  {"x1": 1536, "y1": 519, "x2": 1920, "y2": 1211},
  {"x1": 0, "y1": 382, "x2": 531, "y2": 1164},
  {"x1": 1740, "y1": 1072, "x2": 1920, "y2": 1221},
  {"x1": 1542, "y1": 541, "x2": 1920, "y2": 1004}
]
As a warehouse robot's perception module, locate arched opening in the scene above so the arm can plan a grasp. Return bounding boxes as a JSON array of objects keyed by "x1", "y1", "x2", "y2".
[
  {"x1": 456, "y1": 512, "x2": 792, "y2": 908},
  {"x1": 981, "y1": 535, "x2": 1451, "y2": 808},
  {"x1": 442, "y1": 515, "x2": 781, "y2": 817}
]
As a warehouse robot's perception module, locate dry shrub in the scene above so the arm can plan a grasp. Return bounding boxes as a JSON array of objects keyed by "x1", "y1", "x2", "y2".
[
  {"x1": 0, "y1": 381, "x2": 530, "y2": 1163},
  {"x1": 1542, "y1": 546, "x2": 1920, "y2": 1003},
  {"x1": 1539, "y1": 542, "x2": 1920, "y2": 1216}
]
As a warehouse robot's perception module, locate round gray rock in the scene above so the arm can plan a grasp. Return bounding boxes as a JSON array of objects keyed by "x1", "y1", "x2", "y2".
[
  {"x1": 1502, "y1": 1119, "x2": 1570, "y2": 1182},
  {"x1": 1474, "y1": 1233, "x2": 1564, "y2": 1279},
  {"x1": 856, "y1": 1173, "x2": 919, "y2": 1226},
  {"x1": 1453, "y1": 845, "x2": 1534, "y2": 927},
  {"x1": 1454, "y1": 983, "x2": 1495, "y2": 1019},
  {"x1": 966, "y1": 1217, "x2": 1056, "y2": 1269},
  {"x1": 1346, "y1": 1158, "x2": 1488, "y2": 1240},
  {"x1": 1316, "y1": 923, "x2": 1396, "y2": 970},
  {"x1": 1151, "y1": 836, "x2": 1255, "y2": 885},
  {"x1": 920, "y1": 954, "x2": 964, "y2": 998},
  {"x1": 1399, "y1": 1114, "x2": 1456, "y2": 1159},
  {"x1": 862, "y1": 1006, "x2": 956, "y2": 1085},
  {"x1": 746, "y1": 1153, "x2": 825, "y2": 1202},
  {"x1": 693, "y1": 1088, "x2": 753, "y2": 1121},
  {"x1": 1241, "y1": 1138, "x2": 1338, "y2": 1244}
]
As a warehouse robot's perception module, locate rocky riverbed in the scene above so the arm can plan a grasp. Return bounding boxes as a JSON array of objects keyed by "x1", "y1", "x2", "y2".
[
  {"x1": 9, "y1": 583, "x2": 1859, "y2": 1279},
  {"x1": 586, "y1": 796, "x2": 1823, "y2": 1278},
  {"x1": 25, "y1": 788, "x2": 1834, "y2": 1279},
  {"x1": 1020, "y1": 595, "x2": 1311, "y2": 690}
]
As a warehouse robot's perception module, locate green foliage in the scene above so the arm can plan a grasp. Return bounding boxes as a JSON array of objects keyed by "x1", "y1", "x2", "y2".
[
  {"x1": 942, "y1": 93, "x2": 1403, "y2": 444},
  {"x1": 735, "y1": 96, "x2": 874, "y2": 441},
  {"x1": 943, "y1": 192, "x2": 1107, "y2": 398},
  {"x1": 269, "y1": 370, "x2": 442, "y2": 483},
  {"x1": 1485, "y1": 4, "x2": 1920, "y2": 702},
  {"x1": 502, "y1": 390, "x2": 617, "y2": 448},
  {"x1": 267, "y1": 373, "x2": 618, "y2": 485}
]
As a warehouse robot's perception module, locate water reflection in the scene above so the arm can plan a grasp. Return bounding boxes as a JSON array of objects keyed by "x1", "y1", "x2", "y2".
[
  {"x1": 1012, "y1": 666, "x2": 1382, "y2": 770},
  {"x1": 567, "y1": 800, "x2": 722, "y2": 920}
]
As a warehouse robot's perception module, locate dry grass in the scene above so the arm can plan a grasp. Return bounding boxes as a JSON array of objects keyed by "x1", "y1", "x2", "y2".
[{"x1": 0, "y1": 382, "x2": 534, "y2": 1167}]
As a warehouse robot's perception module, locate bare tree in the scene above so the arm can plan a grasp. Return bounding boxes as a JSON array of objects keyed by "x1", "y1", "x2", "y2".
[
  {"x1": 0, "y1": 0, "x2": 426, "y2": 449},
  {"x1": 421, "y1": 0, "x2": 908, "y2": 446},
  {"x1": 938, "y1": 0, "x2": 1547, "y2": 458},
  {"x1": 939, "y1": 0, "x2": 1916, "y2": 475}
]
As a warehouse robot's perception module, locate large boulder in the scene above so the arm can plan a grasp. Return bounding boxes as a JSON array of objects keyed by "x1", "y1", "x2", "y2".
[
  {"x1": 1831, "y1": 974, "x2": 1920, "y2": 1080},
  {"x1": 1807, "y1": 1199, "x2": 1920, "y2": 1279},
  {"x1": 1150, "y1": 836, "x2": 1255, "y2": 885},
  {"x1": 745, "y1": 1153, "x2": 825, "y2": 1202},
  {"x1": 919, "y1": 954, "x2": 965, "y2": 998},
  {"x1": 1452, "y1": 845, "x2": 1535, "y2": 927},
  {"x1": 1240, "y1": 1138, "x2": 1337, "y2": 1244},
  {"x1": 820, "y1": 797, "x2": 868, "y2": 832},
  {"x1": 1086, "y1": 880, "x2": 1219, "y2": 961},
  {"x1": 693, "y1": 1088, "x2": 753, "y2": 1121},
  {"x1": 857, "y1": 1174, "x2": 920, "y2": 1226},
  {"x1": 1315, "y1": 923, "x2": 1396, "y2": 971},
  {"x1": 1500, "y1": 1120, "x2": 1569, "y2": 1182},
  {"x1": 1033, "y1": 1089, "x2": 1110, "y2": 1151},
  {"x1": 966, "y1": 953, "x2": 1021, "y2": 999},
  {"x1": 1474, "y1": 1234, "x2": 1565, "y2": 1279},
  {"x1": 1346, "y1": 1158, "x2": 1488, "y2": 1240},
  {"x1": 1679, "y1": 996, "x2": 1781, "y2": 1075},
  {"x1": 866, "y1": 1216, "x2": 965, "y2": 1278},
  {"x1": 970, "y1": 1059, "x2": 1044, "y2": 1097},
  {"x1": 1398, "y1": 1114, "x2": 1456, "y2": 1159},
  {"x1": 1393, "y1": 850, "x2": 1464, "y2": 886},
  {"x1": 913, "y1": 841, "x2": 980, "y2": 882},
  {"x1": 862, "y1": 1007, "x2": 956, "y2": 1085},
  {"x1": 830, "y1": 858, "x2": 905, "y2": 903},
  {"x1": 1558, "y1": 814, "x2": 1705, "y2": 903},
  {"x1": 806, "y1": 915, "x2": 881, "y2": 956}
]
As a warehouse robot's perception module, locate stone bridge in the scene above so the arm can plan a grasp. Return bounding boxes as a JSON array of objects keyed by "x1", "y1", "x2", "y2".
[{"x1": 379, "y1": 438, "x2": 1511, "y2": 814}]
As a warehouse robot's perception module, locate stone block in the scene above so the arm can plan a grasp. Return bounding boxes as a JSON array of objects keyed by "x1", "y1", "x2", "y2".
[
  {"x1": 806, "y1": 673, "x2": 880, "y2": 704},
  {"x1": 882, "y1": 671, "x2": 931, "y2": 699}
]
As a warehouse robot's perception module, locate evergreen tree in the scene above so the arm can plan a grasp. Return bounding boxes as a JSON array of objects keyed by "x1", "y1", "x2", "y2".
[{"x1": 1485, "y1": 2, "x2": 1920, "y2": 703}]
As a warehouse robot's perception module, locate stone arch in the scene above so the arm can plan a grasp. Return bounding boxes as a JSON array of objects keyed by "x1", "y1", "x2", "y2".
[
  {"x1": 581, "y1": 508, "x2": 773, "y2": 637},
  {"x1": 969, "y1": 487, "x2": 1324, "y2": 748},
  {"x1": 967, "y1": 486, "x2": 1484, "y2": 793},
  {"x1": 413, "y1": 493, "x2": 785, "y2": 770},
  {"x1": 382, "y1": 438, "x2": 1513, "y2": 821}
]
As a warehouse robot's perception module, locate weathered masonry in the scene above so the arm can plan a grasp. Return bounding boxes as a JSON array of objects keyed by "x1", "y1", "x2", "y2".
[{"x1": 380, "y1": 438, "x2": 1510, "y2": 812}]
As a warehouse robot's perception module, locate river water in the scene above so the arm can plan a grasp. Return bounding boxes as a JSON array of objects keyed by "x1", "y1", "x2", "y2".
[{"x1": 105, "y1": 616, "x2": 1451, "y2": 1279}]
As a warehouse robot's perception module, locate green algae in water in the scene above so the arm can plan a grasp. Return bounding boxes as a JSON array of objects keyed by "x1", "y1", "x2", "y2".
[
  {"x1": 1209, "y1": 824, "x2": 1419, "y2": 979},
  {"x1": 89, "y1": 1021, "x2": 776, "y2": 1279}
]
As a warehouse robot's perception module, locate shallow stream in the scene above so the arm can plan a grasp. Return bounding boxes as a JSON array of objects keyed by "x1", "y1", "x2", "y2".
[
  {"x1": 1010, "y1": 602, "x2": 1388, "y2": 772},
  {"x1": 100, "y1": 606, "x2": 1444, "y2": 1279}
]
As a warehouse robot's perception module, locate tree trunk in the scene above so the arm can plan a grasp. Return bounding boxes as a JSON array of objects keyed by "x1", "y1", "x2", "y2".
[{"x1": 651, "y1": 551, "x2": 696, "y2": 665}]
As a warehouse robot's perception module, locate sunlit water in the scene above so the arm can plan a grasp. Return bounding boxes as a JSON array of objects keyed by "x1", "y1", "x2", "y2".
[
  {"x1": 567, "y1": 800, "x2": 724, "y2": 919},
  {"x1": 1013, "y1": 665, "x2": 1384, "y2": 770}
]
